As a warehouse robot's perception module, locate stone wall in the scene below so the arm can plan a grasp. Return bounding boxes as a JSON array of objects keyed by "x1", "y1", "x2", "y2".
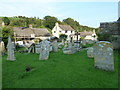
[{"x1": 100, "y1": 20, "x2": 120, "y2": 49}]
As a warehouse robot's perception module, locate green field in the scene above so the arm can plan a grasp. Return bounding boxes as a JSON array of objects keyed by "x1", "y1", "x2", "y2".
[{"x1": 2, "y1": 50, "x2": 118, "y2": 88}]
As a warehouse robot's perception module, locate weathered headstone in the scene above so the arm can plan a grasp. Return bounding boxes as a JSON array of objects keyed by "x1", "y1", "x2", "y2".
[
  {"x1": 81, "y1": 40, "x2": 86, "y2": 46},
  {"x1": 28, "y1": 43, "x2": 35, "y2": 53},
  {"x1": 35, "y1": 44, "x2": 41, "y2": 54},
  {"x1": 39, "y1": 40, "x2": 50, "y2": 60},
  {"x1": 0, "y1": 41, "x2": 5, "y2": 55},
  {"x1": 93, "y1": 41, "x2": 114, "y2": 71},
  {"x1": 87, "y1": 47, "x2": 94, "y2": 58},
  {"x1": 7, "y1": 36, "x2": 16, "y2": 61},
  {"x1": 74, "y1": 41, "x2": 81, "y2": 51},
  {"x1": 52, "y1": 40, "x2": 58, "y2": 52},
  {"x1": 49, "y1": 44, "x2": 53, "y2": 52},
  {"x1": 63, "y1": 43, "x2": 77, "y2": 54}
]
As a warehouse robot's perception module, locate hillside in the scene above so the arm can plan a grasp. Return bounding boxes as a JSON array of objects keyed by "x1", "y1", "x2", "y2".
[{"x1": 0, "y1": 16, "x2": 99, "y2": 33}]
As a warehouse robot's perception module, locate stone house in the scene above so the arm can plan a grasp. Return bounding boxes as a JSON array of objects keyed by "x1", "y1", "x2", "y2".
[{"x1": 52, "y1": 22, "x2": 80, "y2": 41}]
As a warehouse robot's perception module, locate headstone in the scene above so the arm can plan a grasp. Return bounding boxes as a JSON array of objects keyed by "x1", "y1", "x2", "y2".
[
  {"x1": 93, "y1": 41, "x2": 114, "y2": 71},
  {"x1": 74, "y1": 41, "x2": 81, "y2": 51},
  {"x1": 58, "y1": 43, "x2": 63, "y2": 49},
  {"x1": 81, "y1": 40, "x2": 86, "y2": 46},
  {"x1": 39, "y1": 40, "x2": 50, "y2": 60},
  {"x1": 49, "y1": 44, "x2": 53, "y2": 52},
  {"x1": 87, "y1": 47, "x2": 94, "y2": 58},
  {"x1": 61, "y1": 39, "x2": 65, "y2": 45},
  {"x1": 63, "y1": 43, "x2": 77, "y2": 54},
  {"x1": 35, "y1": 44, "x2": 41, "y2": 54},
  {"x1": 7, "y1": 36, "x2": 16, "y2": 61},
  {"x1": 0, "y1": 41, "x2": 5, "y2": 55},
  {"x1": 52, "y1": 40, "x2": 58, "y2": 52},
  {"x1": 28, "y1": 43, "x2": 35, "y2": 53},
  {"x1": 87, "y1": 40, "x2": 94, "y2": 44}
]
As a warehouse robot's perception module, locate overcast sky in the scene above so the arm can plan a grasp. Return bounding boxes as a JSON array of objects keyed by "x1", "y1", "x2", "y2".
[{"x1": 0, "y1": 0, "x2": 119, "y2": 28}]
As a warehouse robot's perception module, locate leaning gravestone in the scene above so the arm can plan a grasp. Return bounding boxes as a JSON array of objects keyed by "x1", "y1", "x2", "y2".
[
  {"x1": 87, "y1": 47, "x2": 94, "y2": 58},
  {"x1": 52, "y1": 40, "x2": 58, "y2": 52},
  {"x1": 93, "y1": 41, "x2": 114, "y2": 71},
  {"x1": 7, "y1": 36, "x2": 16, "y2": 61},
  {"x1": 39, "y1": 40, "x2": 50, "y2": 60},
  {"x1": 28, "y1": 43, "x2": 35, "y2": 53}
]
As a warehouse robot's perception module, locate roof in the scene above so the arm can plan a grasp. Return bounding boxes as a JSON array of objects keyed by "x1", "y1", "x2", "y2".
[
  {"x1": 13, "y1": 27, "x2": 51, "y2": 37},
  {"x1": 59, "y1": 25, "x2": 75, "y2": 31},
  {"x1": 80, "y1": 31, "x2": 93, "y2": 36}
]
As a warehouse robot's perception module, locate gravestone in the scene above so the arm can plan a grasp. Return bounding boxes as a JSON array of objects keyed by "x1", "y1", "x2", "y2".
[
  {"x1": 35, "y1": 44, "x2": 41, "y2": 54},
  {"x1": 63, "y1": 42, "x2": 77, "y2": 54},
  {"x1": 87, "y1": 47, "x2": 94, "y2": 58},
  {"x1": 39, "y1": 40, "x2": 50, "y2": 60},
  {"x1": 28, "y1": 43, "x2": 35, "y2": 53},
  {"x1": 93, "y1": 41, "x2": 114, "y2": 71},
  {"x1": 0, "y1": 41, "x2": 5, "y2": 55},
  {"x1": 74, "y1": 41, "x2": 81, "y2": 51},
  {"x1": 81, "y1": 40, "x2": 86, "y2": 46},
  {"x1": 52, "y1": 40, "x2": 58, "y2": 52},
  {"x1": 49, "y1": 44, "x2": 53, "y2": 52},
  {"x1": 7, "y1": 36, "x2": 16, "y2": 61}
]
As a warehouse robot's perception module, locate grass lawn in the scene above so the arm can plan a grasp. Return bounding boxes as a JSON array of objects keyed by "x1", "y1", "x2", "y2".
[{"x1": 2, "y1": 49, "x2": 118, "y2": 88}]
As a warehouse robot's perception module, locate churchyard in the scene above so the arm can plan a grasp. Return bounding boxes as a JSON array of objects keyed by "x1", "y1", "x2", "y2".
[{"x1": 1, "y1": 37, "x2": 119, "y2": 88}]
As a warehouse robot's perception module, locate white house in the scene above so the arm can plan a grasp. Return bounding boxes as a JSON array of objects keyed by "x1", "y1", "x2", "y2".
[
  {"x1": 80, "y1": 30, "x2": 97, "y2": 41},
  {"x1": 52, "y1": 22, "x2": 80, "y2": 41}
]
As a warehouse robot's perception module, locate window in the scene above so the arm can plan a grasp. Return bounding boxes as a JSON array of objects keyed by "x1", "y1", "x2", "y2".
[
  {"x1": 54, "y1": 31, "x2": 56, "y2": 33},
  {"x1": 71, "y1": 31, "x2": 73, "y2": 33},
  {"x1": 59, "y1": 31, "x2": 61, "y2": 33},
  {"x1": 31, "y1": 34, "x2": 35, "y2": 38},
  {"x1": 65, "y1": 30, "x2": 67, "y2": 33}
]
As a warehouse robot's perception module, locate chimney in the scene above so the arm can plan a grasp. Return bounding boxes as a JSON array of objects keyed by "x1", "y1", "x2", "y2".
[
  {"x1": 29, "y1": 24, "x2": 33, "y2": 29},
  {"x1": 93, "y1": 29, "x2": 95, "y2": 34},
  {"x1": 2, "y1": 22, "x2": 5, "y2": 27},
  {"x1": 55, "y1": 22, "x2": 59, "y2": 27}
]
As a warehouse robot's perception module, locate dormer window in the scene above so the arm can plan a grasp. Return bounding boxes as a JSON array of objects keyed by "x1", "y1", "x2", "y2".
[{"x1": 65, "y1": 30, "x2": 67, "y2": 33}]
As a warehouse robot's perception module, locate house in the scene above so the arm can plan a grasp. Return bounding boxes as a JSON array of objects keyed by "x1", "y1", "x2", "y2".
[
  {"x1": 13, "y1": 24, "x2": 51, "y2": 44},
  {"x1": 80, "y1": 30, "x2": 97, "y2": 41},
  {"x1": 52, "y1": 22, "x2": 80, "y2": 41}
]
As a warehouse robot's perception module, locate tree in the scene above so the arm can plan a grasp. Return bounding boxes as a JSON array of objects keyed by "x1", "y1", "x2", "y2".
[
  {"x1": 43, "y1": 16, "x2": 58, "y2": 29},
  {"x1": 3, "y1": 17, "x2": 10, "y2": 25},
  {"x1": 2, "y1": 26, "x2": 14, "y2": 48},
  {"x1": 59, "y1": 34, "x2": 67, "y2": 44},
  {"x1": 63, "y1": 18, "x2": 80, "y2": 30},
  {"x1": 59, "y1": 34, "x2": 67, "y2": 40}
]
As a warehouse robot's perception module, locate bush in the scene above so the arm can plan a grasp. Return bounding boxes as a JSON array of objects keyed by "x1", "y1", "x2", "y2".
[
  {"x1": 97, "y1": 33, "x2": 117, "y2": 42},
  {"x1": 81, "y1": 43, "x2": 94, "y2": 48}
]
